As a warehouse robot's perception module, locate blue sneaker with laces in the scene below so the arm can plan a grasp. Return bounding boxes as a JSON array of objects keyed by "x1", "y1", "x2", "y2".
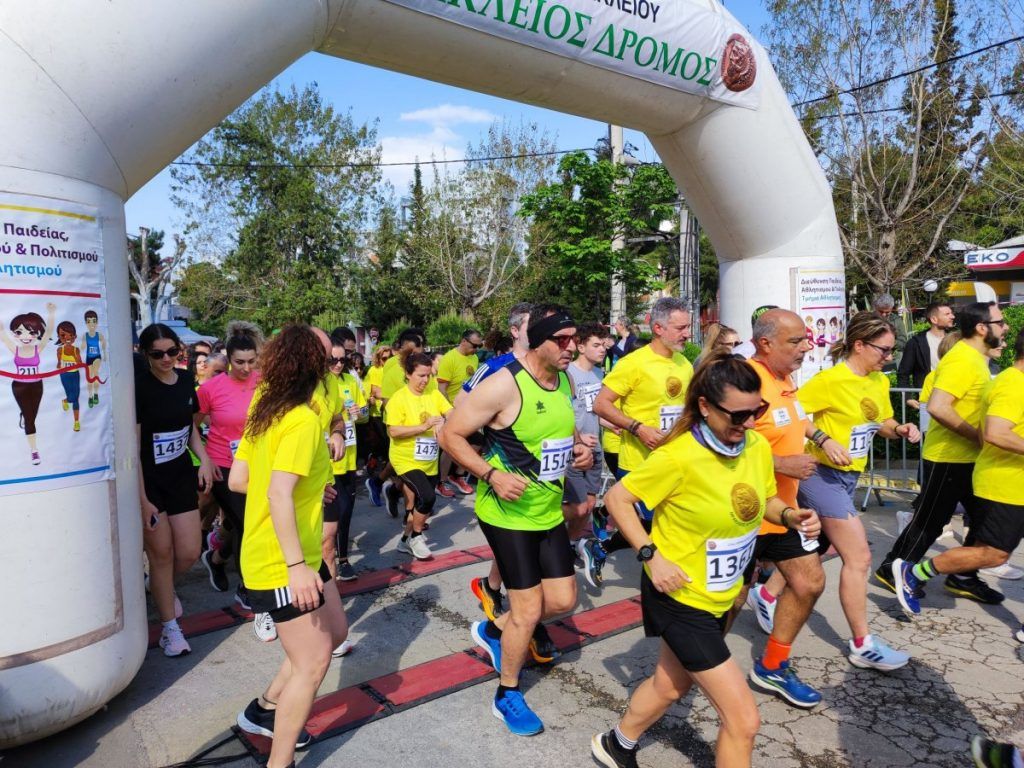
[
  {"x1": 748, "y1": 658, "x2": 822, "y2": 708},
  {"x1": 592, "y1": 507, "x2": 611, "y2": 543},
  {"x1": 492, "y1": 688, "x2": 544, "y2": 736},
  {"x1": 365, "y1": 476, "x2": 383, "y2": 507},
  {"x1": 892, "y1": 559, "x2": 921, "y2": 616},
  {"x1": 471, "y1": 620, "x2": 502, "y2": 673}
]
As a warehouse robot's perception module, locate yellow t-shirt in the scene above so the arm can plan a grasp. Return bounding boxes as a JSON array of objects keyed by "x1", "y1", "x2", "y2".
[
  {"x1": 330, "y1": 371, "x2": 367, "y2": 475},
  {"x1": 601, "y1": 396, "x2": 623, "y2": 454},
  {"x1": 309, "y1": 376, "x2": 341, "y2": 485},
  {"x1": 923, "y1": 341, "x2": 991, "y2": 464},
  {"x1": 919, "y1": 369, "x2": 936, "y2": 404},
  {"x1": 798, "y1": 362, "x2": 893, "y2": 474},
  {"x1": 603, "y1": 344, "x2": 694, "y2": 471},
  {"x1": 236, "y1": 404, "x2": 330, "y2": 590},
  {"x1": 437, "y1": 348, "x2": 479, "y2": 402},
  {"x1": 385, "y1": 385, "x2": 452, "y2": 475},
  {"x1": 381, "y1": 355, "x2": 438, "y2": 399},
  {"x1": 365, "y1": 364, "x2": 385, "y2": 417},
  {"x1": 973, "y1": 367, "x2": 1024, "y2": 505},
  {"x1": 623, "y1": 430, "x2": 775, "y2": 616}
]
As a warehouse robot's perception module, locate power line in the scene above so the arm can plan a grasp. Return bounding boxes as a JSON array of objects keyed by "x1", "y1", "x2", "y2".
[
  {"x1": 171, "y1": 147, "x2": 592, "y2": 170},
  {"x1": 793, "y1": 33, "x2": 1024, "y2": 108},
  {"x1": 809, "y1": 88, "x2": 1023, "y2": 121}
]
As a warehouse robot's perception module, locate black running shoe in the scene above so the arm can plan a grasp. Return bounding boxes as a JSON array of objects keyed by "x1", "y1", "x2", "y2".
[
  {"x1": 945, "y1": 574, "x2": 1004, "y2": 604},
  {"x1": 529, "y1": 623, "x2": 560, "y2": 664},
  {"x1": 972, "y1": 734, "x2": 1021, "y2": 767},
  {"x1": 200, "y1": 550, "x2": 229, "y2": 592},
  {"x1": 591, "y1": 730, "x2": 639, "y2": 768},
  {"x1": 236, "y1": 698, "x2": 313, "y2": 749}
]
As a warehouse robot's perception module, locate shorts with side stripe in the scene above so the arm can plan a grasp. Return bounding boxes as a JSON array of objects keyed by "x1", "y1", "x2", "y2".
[{"x1": 247, "y1": 561, "x2": 331, "y2": 623}]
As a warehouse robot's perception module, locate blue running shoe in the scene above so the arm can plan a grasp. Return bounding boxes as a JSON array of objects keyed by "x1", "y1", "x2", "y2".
[
  {"x1": 492, "y1": 688, "x2": 544, "y2": 736},
  {"x1": 592, "y1": 506, "x2": 611, "y2": 543},
  {"x1": 576, "y1": 538, "x2": 606, "y2": 588},
  {"x1": 748, "y1": 659, "x2": 822, "y2": 708},
  {"x1": 892, "y1": 559, "x2": 921, "y2": 616},
  {"x1": 365, "y1": 476, "x2": 383, "y2": 507},
  {"x1": 471, "y1": 620, "x2": 502, "y2": 673}
]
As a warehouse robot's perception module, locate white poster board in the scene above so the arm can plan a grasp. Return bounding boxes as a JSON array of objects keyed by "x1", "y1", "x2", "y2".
[
  {"x1": 382, "y1": 0, "x2": 763, "y2": 109},
  {"x1": 792, "y1": 268, "x2": 846, "y2": 381},
  {"x1": 0, "y1": 194, "x2": 115, "y2": 495}
]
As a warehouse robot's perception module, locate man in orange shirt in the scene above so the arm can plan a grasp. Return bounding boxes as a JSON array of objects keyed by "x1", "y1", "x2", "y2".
[{"x1": 741, "y1": 309, "x2": 826, "y2": 708}]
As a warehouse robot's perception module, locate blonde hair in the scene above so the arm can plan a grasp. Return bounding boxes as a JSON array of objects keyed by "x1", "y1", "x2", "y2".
[
  {"x1": 938, "y1": 331, "x2": 961, "y2": 359},
  {"x1": 702, "y1": 322, "x2": 738, "y2": 355},
  {"x1": 828, "y1": 311, "x2": 893, "y2": 364}
]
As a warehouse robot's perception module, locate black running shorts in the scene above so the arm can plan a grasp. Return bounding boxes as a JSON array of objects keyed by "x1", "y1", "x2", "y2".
[
  {"x1": 248, "y1": 561, "x2": 332, "y2": 624},
  {"x1": 478, "y1": 519, "x2": 575, "y2": 591},
  {"x1": 641, "y1": 572, "x2": 730, "y2": 672},
  {"x1": 743, "y1": 528, "x2": 820, "y2": 583},
  {"x1": 143, "y1": 460, "x2": 199, "y2": 516},
  {"x1": 971, "y1": 497, "x2": 1024, "y2": 554}
]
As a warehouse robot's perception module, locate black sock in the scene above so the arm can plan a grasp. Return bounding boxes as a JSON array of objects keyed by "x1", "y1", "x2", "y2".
[
  {"x1": 496, "y1": 683, "x2": 518, "y2": 698},
  {"x1": 400, "y1": 534, "x2": 408, "y2": 542},
  {"x1": 483, "y1": 620, "x2": 502, "y2": 639},
  {"x1": 410, "y1": 530, "x2": 422, "y2": 539}
]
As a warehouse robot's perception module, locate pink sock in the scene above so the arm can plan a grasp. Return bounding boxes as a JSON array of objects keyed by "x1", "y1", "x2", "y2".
[
  {"x1": 852, "y1": 636, "x2": 867, "y2": 648},
  {"x1": 759, "y1": 585, "x2": 776, "y2": 604}
]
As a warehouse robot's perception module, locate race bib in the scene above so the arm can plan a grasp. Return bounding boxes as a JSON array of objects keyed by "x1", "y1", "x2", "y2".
[
  {"x1": 344, "y1": 421, "x2": 356, "y2": 447},
  {"x1": 16, "y1": 365, "x2": 38, "y2": 376},
  {"x1": 413, "y1": 437, "x2": 439, "y2": 462},
  {"x1": 848, "y1": 423, "x2": 879, "y2": 459},
  {"x1": 229, "y1": 439, "x2": 240, "y2": 457},
  {"x1": 771, "y1": 407, "x2": 791, "y2": 427},
  {"x1": 659, "y1": 405, "x2": 684, "y2": 432},
  {"x1": 578, "y1": 382, "x2": 601, "y2": 413},
  {"x1": 538, "y1": 436, "x2": 574, "y2": 482},
  {"x1": 705, "y1": 530, "x2": 758, "y2": 592},
  {"x1": 153, "y1": 426, "x2": 189, "y2": 465}
]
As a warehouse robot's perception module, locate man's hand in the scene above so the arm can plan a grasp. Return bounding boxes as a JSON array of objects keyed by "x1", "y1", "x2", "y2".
[
  {"x1": 789, "y1": 507, "x2": 821, "y2": 540},
  {"x1": 490, "y1": 470, "x2": 529, "y2": 501},
  {"x1": 328, "y1": 432, "x2": 345, "y2": 462},
  {"x1": 776, "y1": 454, "x2": 818, "y2": 480},
  {"x1": 578, "y1": 433, "x2": 598, "y2": 448},
  {"x1": 636, "y1": 424, "x2": 666, "y2": 450},
  {"x1": 571, "y1": 443, "x2": 594, "y2": 470},
  {"x1": 323, "y1": 483, "x2": 338, "y2": 506}
]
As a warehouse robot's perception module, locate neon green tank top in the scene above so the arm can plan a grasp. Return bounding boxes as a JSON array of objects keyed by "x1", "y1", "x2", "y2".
[{"x1": 475, "y1": 360, "x2": 576, "y2": 531}]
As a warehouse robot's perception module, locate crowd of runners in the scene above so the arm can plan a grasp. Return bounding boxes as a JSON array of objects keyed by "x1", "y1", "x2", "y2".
[{"x1": 130, "y1": 296, "x2": 1024, "y2": 768}]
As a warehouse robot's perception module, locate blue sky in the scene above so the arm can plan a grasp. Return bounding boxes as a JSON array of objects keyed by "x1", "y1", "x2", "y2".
[{"x1": 125, "y1": 1, "x2": 770, "y2": 254}]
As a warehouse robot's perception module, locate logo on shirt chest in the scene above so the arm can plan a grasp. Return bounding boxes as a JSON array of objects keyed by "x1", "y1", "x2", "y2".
[
  {"x1": 860, "y1": 398, "x2": 879, "y2": 421},
  {"x1": 466, "y1": 365, "x2": 475, "y2": 376},
  {"x1": 730, "y1": 483, "x2": 760, "y2": 524},
  {"x1": 536, "y1": 401, "x2": 547, "y2": 414},
  {"x1": 665, "y1": 376, "x2": 683, "y2": 398}
]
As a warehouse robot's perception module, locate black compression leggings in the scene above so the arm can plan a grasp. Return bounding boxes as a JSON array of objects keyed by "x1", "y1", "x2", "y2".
[{"x1": 399, "y1": 470, "x2": 438, "y2": 515}]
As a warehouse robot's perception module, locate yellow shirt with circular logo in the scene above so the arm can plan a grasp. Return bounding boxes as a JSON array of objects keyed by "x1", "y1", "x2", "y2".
[
  {"x1": 922, "y1": 340, "x2": 991, "y2": 464},
  {"x1": 622, "y1": 429, "x2": 775, "y2": 616},
  {"x1": 798, "y1": 362, "x2": 893, "y2": 474},
  {"x1": 437, "y1": 347, "x2": 479, "y2": 402},
  {"x1": 973, "y1": 367, "x2": 1024, "y2": 505},
  {"x1": 603, "y1": 344, "x2": 694, "y2": 471},
  {"x1": 385, "y1": 384, "x2": 453, "y2": 476},
  {"x1": 235, "y1": 404, "x2": 330, "y2": 590}
]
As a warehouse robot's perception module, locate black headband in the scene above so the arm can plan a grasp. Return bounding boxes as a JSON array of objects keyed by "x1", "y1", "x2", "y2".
[{"x1": 528, "y1": 312, "x2": 576, "y2": 349}]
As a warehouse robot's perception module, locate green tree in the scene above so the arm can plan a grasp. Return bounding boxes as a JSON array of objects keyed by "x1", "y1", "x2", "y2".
[
  {"x1": 519, "y1": 151, "x2": 678, "y2": 323},
  {"x1": 170, "y1": 84, "x2": 382, "y2": 331}
]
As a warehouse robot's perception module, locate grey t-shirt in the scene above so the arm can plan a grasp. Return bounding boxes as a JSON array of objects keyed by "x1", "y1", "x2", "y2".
[{"x1": 568, "y1": 362, "x2": 603, "y2": 438}]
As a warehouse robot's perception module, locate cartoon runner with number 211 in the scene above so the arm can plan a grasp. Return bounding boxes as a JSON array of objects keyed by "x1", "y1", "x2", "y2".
[{"x1": 0, "y1": 302, "x2": 57, "y2": 465}]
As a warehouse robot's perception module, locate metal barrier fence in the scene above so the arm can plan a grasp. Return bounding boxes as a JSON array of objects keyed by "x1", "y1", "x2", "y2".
[{"x1": 858, "y1": 386, "x2": 923, "y2": 511}]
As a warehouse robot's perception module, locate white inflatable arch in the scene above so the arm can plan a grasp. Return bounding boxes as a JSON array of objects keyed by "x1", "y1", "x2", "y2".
[{"x1": 0, "y1": 0, "x2": 842, "y2": 746}]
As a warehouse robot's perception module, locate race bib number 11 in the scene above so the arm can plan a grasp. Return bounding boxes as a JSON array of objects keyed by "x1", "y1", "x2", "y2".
[{"x1": 848, "y1": 423, "x2": 879, "y2": 459}]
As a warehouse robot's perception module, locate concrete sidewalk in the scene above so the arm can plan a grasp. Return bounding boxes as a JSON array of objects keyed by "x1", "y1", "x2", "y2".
[{"x1": 4, "y1": 488, "x2": 1024, "y2": 767}]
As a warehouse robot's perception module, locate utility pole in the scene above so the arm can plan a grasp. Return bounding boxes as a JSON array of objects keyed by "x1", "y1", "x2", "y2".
[
  {"x1": 678, "y1": 202, "x2": 701, "y2": 344},
  {"x1": 609, "y1": 124, "x2": 627, "y2": 327}
]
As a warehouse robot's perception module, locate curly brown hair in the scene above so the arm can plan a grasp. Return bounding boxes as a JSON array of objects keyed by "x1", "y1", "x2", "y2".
[{"x1": 246, "y1": 323, "x2": 327, "y2": 438}]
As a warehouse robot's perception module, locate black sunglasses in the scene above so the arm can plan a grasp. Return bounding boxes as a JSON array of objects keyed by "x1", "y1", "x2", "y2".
[
  {"x1": 148, "y1": 347, "x2": 181, "y2": 360},
  {"x1": 329, "y1": 356, "x2": 346, "y2": 366},
  {"x1": 547, "y1": 334, "x2": 575, "y2": 350},
  {"x1": 710, "y1": 399, "x2": 770, "y2": 426}
]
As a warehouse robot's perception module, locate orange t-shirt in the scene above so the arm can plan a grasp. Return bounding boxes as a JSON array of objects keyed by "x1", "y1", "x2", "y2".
[{"x1": 750, "y1": 358, "x2": 810, "y2": 533}]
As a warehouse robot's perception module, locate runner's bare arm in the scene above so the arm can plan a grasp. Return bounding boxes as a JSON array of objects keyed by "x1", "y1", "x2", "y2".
[
  {"x1": 439, "y1": 369, "x2": 515, "y2": 479},
  {"x1": 984, "y1": 415, "x2": 1024, "y2": 455},
  {"x1": 603, "y1": 481, "x2": 688, "y2": 592},
  {"x1": 593, "y1": 384, "x2": 631, "y2": 430},
  {"x1": 926, "y1": 388, "x2": 979, "y2": 442}
]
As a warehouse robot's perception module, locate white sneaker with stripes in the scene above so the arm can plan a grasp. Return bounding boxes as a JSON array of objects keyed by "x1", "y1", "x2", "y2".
[{"x1": 848, "y1": 635, "x2": 909, "y2": 671}]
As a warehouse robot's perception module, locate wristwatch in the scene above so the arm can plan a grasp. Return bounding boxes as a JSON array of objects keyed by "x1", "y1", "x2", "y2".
[{"x1": 637, "y1": 543, "x2": 657, "y2": 562}]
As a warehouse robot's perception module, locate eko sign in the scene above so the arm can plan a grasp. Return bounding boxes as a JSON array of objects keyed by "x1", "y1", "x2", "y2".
[{"x1": 964, "y1": 249, "x2": 1024, "y2": 271}]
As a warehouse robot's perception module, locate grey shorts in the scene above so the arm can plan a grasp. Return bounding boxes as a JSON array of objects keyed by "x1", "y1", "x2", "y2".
[
  {"x1": 797, "y1": 464, "x2": 860, "y2": 520},
  {"x1": 563, "y1": 449, "x2": 603, "y2": 505}
]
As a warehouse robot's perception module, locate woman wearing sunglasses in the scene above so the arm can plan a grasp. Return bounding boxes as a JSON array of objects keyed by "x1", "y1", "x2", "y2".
[
  {"x1": 136, "y1": 323, "x2": 215, "y2": 657},
  {"x1": 592, "y1": 352, "x2": 819, "y2": 768},
  {"x1": 695, "y1": 322, "x2": 742, "y2": 367},
  {"x1": 796, "y1": 311, "x2": 919, "y2": 672}
]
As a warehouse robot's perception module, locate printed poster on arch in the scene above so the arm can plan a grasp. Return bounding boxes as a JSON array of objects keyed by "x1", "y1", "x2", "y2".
[
  {"x1": 0, "y1": 193, "x2": 115, "y2": 496},
  {"x1": 791, "y1": 268, "x2": 847, "y2": 383}
]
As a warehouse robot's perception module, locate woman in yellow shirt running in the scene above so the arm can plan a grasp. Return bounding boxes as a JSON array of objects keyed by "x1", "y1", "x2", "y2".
[
  {"x1": 592, "y1": 353, "x2": 820, "y2": 768},
  {"x1": 228, "y1": 324, "x2": 348, "y2": 768},
  {"x1": 797, "y1": 311, "x2": 919, "y2": 672}
]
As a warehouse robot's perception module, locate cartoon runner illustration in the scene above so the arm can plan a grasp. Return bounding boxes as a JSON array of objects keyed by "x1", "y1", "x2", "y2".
[
  {"x1": 0, "y1": 303, "x2": 57, "y2": 465},
  {"x1": 82, "y1": 309, "x2": 107, "y2": 407},
  {"x1": 56, "y1": 320, "x2": 84, "y2": 432}
]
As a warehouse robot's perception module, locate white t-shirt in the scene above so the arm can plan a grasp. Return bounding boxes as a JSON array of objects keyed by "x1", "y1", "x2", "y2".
[{"x1": 926, "y1": 332, "x2": 941, "y2": 371}]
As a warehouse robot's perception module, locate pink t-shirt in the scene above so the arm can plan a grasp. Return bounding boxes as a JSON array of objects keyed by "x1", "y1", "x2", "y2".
[{"x1": 197, "y1": 372, "x2": 261, "y2": 468}]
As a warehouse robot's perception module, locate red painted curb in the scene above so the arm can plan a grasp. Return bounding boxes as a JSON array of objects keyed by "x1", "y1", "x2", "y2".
[{"x1": 147, "y1": 546, "x2": 494, "y2": 649}]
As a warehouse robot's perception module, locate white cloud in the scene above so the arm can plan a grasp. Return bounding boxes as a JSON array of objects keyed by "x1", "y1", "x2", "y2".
[{"x1": 378, "y1": 103, "x2": 497, "y2": 192}]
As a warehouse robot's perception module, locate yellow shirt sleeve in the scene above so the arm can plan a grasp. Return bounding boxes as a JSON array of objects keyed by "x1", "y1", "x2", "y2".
[
  {"x1": 796, "y1": 369, "x2": 830, "y2": 415},
  {"x1": 932, "y1": 351, "x2": 974, "y2": 399},
  {"x1": 437, "y1": 350, "x2": 458, "y2": 385},
  {"x1": 603, "y1": 351, "x2": 639, "y2": 399},
  {"x1": 385, "y1": 388, "x2": 409, "y2": 426}
]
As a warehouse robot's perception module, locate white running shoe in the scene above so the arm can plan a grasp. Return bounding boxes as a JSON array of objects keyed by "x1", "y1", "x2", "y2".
[
  {"x1": 253, "y1": 612, "x2": 278, "y2": 643},
  {"x1": 159, "y1": 625, "x2": 191, "y2": 657},
  {"x1": 332, "y1": 639, "x2": 354, "y2": 658},
  {"x1": 979, "y1": 563, "x2": 1024, "y2": 580},
  {"x1": 746, "y1": 585, "x2": 776, "y2": 635},
  {"x1": 1015, "y1": 625, "x2": 1024, "y2": 643},
  {"x1": 408, "y1": 534, "x2": 432, "y2": 561},
  {"x1": 848, "y1": 635, "x2": 909, "y2": 671}
]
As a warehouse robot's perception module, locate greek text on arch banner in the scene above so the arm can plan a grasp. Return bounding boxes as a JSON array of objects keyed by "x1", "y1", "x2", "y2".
[{"x1": 382, "y1": 0, "x2": 763, "y2": 109}]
